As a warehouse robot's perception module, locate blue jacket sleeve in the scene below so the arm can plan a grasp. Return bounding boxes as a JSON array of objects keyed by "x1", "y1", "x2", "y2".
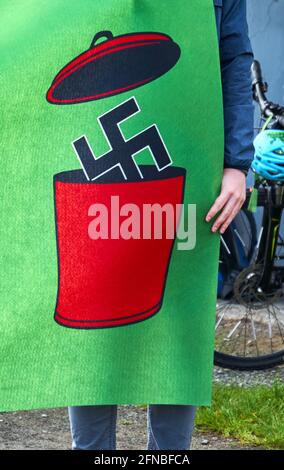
[{"x1": 219, "y1": 0, "x2": 255, "y2": 172}]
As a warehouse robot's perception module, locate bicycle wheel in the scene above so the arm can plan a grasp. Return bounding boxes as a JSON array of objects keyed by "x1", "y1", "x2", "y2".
[{"x1": 214, "y1": 188, "x2": 284, "y2": 370}]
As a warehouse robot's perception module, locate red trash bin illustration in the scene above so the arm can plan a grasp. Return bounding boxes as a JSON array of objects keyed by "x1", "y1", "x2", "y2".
[{"x1": 46, "y1": 30, "x2": 186, "y2": 329}]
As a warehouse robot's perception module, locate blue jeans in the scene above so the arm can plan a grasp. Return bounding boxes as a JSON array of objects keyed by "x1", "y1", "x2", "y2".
[{"x1": 68, "y1": 404, "x2": 197, "y2": 450}]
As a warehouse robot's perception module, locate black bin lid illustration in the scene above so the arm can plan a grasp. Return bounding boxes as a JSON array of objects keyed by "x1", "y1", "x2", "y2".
[{"x1": 46, "y1": 30, "x2": 181, "y2": 105}]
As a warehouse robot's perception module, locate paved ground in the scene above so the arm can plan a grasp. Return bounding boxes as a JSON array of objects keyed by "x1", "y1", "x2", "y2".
[
  {"x1": 214, "y1": 363, "x2": 284, "y2": 387},
  {"x1": 2, "y1": 295, "x2": 284, "y2": 451},
  {"x1": 1, "y1": 363, "x2": 283, "y2": 450},
  {"x1": 0, "y1": 405, "x2": 264, "y2": 451}
]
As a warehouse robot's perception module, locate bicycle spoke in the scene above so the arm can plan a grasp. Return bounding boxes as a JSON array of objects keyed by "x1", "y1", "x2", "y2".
[
  {"x1": 268, "y1": 304, "x2": 284, "y2": 346},
  {"x1": 243, "y1": 310, "x2": 248, "y2": 357},
  {"x1": 248, "y1": 308, "x2": 260, "y2": 356},
  {"x1": 227, "y1": 320, "x2": 242, "y2": 339}
]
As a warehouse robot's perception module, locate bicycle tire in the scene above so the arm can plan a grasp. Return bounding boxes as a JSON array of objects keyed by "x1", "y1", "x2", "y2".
[
  {"x1": 214, "y1": 350, "x2": 284, "y2": 370},
  {"x1": 218, "y1": 207, "x2": 257, "y2": 299},
  {"x1": 240, "y1": 207, "x2": 258, "y2": 262}
]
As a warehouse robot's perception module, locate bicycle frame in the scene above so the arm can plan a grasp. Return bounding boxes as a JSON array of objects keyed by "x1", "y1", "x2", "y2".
[{"x1": 255, "y1": 185, "x2": 283, "y2": 291}]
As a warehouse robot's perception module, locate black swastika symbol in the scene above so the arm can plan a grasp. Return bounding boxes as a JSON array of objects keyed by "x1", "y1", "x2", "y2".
[{"x1": 72, "y1": 97, "x2": 172, "y2": 181}]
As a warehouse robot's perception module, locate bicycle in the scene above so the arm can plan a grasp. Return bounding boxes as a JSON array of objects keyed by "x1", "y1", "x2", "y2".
[{"x1": 214, "y1": 60, "x2": 284, "y2": 370}]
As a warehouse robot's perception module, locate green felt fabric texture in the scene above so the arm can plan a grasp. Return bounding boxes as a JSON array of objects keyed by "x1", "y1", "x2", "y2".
[{"x1": 0, "y1": 0, "x2": 224, "y2": 411}]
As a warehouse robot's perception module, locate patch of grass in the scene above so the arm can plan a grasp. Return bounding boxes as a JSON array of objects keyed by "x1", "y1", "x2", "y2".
[{"x1": 196, "y1": 381, "x2": 284, "y2": 449}]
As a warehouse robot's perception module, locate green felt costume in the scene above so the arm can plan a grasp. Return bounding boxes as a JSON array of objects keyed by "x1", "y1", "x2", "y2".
[{"x1": 0, "y1": 0, "x2": 223, "y2": 411}]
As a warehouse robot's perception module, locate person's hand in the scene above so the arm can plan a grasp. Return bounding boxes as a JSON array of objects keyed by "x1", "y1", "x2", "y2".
[{"x1": 205, "y1": 168, "x2": 246, "y2": 234}]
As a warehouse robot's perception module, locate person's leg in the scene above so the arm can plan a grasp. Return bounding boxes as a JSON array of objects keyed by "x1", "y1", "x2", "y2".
[
  {"x1": 146, "y1": 404, "x2": 197, "y2": 450},
  {"x1": 68, "y1": 405, "x2": 118, "y2": 450}
]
